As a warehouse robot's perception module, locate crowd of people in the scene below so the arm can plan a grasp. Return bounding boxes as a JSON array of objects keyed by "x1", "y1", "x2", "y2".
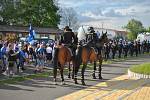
[
  {"x1": 103, "y1": 39, "x2": 150, "y2": 61},
  {"x1": 0, "y1": 26, "x2": 150, "y2": 78},
  {"x1": 0, "y1": 41, "x2": 54, "y2": 77}
]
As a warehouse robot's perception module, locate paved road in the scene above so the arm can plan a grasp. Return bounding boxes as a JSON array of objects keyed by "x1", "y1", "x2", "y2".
[{"x1": 0, "y1": 55, "x2": 150, "y2": 100}]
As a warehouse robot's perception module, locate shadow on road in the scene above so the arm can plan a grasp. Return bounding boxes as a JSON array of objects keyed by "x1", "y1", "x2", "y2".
[{"x1": 0, "y1": 84, "x2": 34, "y2": 91}]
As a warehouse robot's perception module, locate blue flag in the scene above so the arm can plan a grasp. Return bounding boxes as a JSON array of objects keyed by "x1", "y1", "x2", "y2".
[{"x1": 27, "y1": 24, "x2": 36, "y2": 43}]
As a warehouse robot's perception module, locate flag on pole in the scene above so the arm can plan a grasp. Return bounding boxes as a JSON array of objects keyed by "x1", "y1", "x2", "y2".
[{"x1": 27, "y1": 24, "x2": 36, "y2": 43}]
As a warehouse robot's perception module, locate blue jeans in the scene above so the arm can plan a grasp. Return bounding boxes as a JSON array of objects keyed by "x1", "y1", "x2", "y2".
[
  {"x1": 17, "y1": 61, "x2": 24, "y2": 70},
  {"x1": 37, "y1": 59, "x2": 44, "y2": 67},
  {"x1": 2, "y1": 57, "x2": 7, "y2": 70}
]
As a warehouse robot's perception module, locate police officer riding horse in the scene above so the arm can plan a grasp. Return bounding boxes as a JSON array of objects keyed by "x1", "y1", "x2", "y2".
[
  {"x1": 73, "y1": 26, "x2": 108, "y2": 85},
  {"x1": 61, "y1": 26, "x2": 77, "y2": 57},
  {"x1": 53, "y1": 26, "x2": 77, "y2": 84},
  {"x1": 86, "y1": 27, "x2": 98, "y2": 45}
]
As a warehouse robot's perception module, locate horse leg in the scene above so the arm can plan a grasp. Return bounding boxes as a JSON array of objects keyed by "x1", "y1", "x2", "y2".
[
  {"x1": 53, "y1": 61, "x2": 61, "y2": 85},
  {"x1": 60, "y1": 66, "x2": 65, "y2": 85},
  {"x1": 72, "y1": 62, "x2": 75, "y2": 79},
  {"x1": 74, "y1": 63, "x2": 80, "y2": 84},
  {"x1": 92, "y1": 61, "x2": 97, "y2": 79},
  {"x1": 53, "y1": 66, "x2": 57, "y2": 85},
  {"x1": 68, "y1": 62, "x2": 71, "y2": 78},
  {"x1": 99, "y1": 59, "x2": 103, "y2": 79},
  {"x1": 81, "y1": 64, "x2": 86, "y2": 85}
]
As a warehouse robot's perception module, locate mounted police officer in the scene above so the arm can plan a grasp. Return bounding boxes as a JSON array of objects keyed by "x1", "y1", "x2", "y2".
[
  {"x1": 86, "y1": 27, "x2": 98, "y2": 46},
  {"x1": 61, "y1": 26, "x2": 77, "y2": 57},
  {"x1": 61, "y1": 26, "x2": 76, "y2": 45}
]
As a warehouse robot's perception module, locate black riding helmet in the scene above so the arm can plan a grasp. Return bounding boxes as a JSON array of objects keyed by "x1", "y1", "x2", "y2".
[
  {"x1": 64, "y1": 26, "x2": 72, "y2": 32},
  {"x1": 64, "y1": 26, "x2": 70, "y2": 30},
  {"x1": 88, "y1": 27, "x2": 95, "y2": 33}
]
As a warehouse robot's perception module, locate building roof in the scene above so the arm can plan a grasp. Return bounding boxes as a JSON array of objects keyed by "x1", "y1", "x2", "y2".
[
  {"x1": 94, "y1": 27, "x2": 127, "y2": 34},
  {"x1": 115, "y1": 30, "x2": 128, "y2": 34},
  {"x1": 0, "y1": 25, "x2": 63, "y2": 34}
]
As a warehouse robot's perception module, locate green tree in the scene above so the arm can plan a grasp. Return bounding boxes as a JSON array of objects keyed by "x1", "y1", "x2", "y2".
[
  {"x1": 0, "y1": 0, "x2": 18, "y2": 25},
  {"x1": 124, "y1": 19, "x2": 145, "y2": 40},
  {"x1": 59, "y1": 7, "x2": 79, "y2": 31},
  {"x1": 127, "y1": 32, "x2": 136, "y2": 40},
  {"x1": 147, "y1": 27, "x2": 150, "y2": 32},
  {"x1": 0, "y1": 0, "x2": 60, "y2": 27}
]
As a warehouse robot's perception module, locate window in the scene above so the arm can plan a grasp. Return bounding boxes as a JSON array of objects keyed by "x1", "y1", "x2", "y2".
[
  {"x1": 45, "y1": 34, "x2": 49, "y2": 38},
  {"x1": 40, "y1": 34, "x2": 45, "y2": 37}
]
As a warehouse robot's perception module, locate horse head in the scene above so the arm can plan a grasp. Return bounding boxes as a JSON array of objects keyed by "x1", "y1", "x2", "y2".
[{"x1": 98, "y1": 30, "x2": 109, "y2": 46}]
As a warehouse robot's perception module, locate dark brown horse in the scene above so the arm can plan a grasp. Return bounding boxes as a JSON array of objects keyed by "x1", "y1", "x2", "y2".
[
  {"x1": 73, "y1": 32, "x2": 109, "y2": 85},
  {"x1": 53, "y1": 44, "x2": 75, "y2": 84}
]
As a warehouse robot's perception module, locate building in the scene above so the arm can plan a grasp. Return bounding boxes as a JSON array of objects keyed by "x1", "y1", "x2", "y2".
[
  {"x1": 0, "y1": 25, "x2": 63, "y2": 41},
  {"x1": 94, "y1": 27, "x2": 128, "y2": 39}
]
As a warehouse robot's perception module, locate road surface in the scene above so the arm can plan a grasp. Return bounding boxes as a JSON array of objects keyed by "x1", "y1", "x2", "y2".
[{"x1": 0, "y1": 55, "x2": 150, "y2": 100}]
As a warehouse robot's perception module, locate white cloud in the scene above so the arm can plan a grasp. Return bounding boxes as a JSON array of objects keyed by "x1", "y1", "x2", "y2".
[
  {"x1": 58, "y1": 0, "x2": 150, "y2": 30},
  {"x1": 81, "y1": 11, "x2": 103, "y2": 19},
  {"x1": 81, "y1": 17, "x2": 129, "y2": 30},
  {"x1": 115, "y1": 5, "x2": 150, "y2": 16},
  {"x1": 103, "y1": 9, "x2": 124, "y2": 17}
]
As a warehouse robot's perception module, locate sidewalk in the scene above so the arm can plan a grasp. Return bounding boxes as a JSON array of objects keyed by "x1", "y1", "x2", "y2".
[
  {"x1": 0, "y1": 55, "x2": 150, "y2": 100},
  {"x1": 56, "y1": 75, "x2": 150, "y2": 100}
]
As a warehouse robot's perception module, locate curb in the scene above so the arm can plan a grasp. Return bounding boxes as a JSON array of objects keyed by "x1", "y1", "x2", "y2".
[{"x1": 128, "y1": 69, "x2": 150, "y2": 79}]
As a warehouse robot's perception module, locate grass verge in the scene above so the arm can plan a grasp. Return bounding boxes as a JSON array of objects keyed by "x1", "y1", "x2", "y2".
[{"x1": 130, "y1": 63, "x2": 150, "y2": 75}]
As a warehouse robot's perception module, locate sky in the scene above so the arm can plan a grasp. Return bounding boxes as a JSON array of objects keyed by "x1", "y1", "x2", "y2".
[{"x1": 58, "y1": 0, "x2": 150, "y2": 30}]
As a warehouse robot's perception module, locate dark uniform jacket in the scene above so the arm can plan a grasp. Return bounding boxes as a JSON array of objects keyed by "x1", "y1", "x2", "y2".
[{"x1": 61, "y1": 31, "x2": 76, "y2": 45}]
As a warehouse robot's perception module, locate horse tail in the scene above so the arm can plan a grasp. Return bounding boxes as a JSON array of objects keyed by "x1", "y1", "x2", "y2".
[
  {"x1": 75, "y1": 46, "x2": 82, "y2": 67},
  {"x1": 53, "y1": 48, "x2": 59, "y2": 67}
]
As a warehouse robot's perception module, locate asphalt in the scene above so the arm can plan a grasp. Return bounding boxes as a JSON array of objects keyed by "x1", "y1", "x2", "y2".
[{"x1": 0, "y1": 54, "x2": 150, "y2": 100}]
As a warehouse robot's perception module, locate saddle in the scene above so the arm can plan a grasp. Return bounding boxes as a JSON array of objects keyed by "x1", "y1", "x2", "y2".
[{"x1": 63, "y1": 44, "x2": 74, "y2": 57}]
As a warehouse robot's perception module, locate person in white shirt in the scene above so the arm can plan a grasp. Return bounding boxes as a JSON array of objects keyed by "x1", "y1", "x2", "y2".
[{"x1": 46, "y1": 44, "x2": 53, "y2": 64}]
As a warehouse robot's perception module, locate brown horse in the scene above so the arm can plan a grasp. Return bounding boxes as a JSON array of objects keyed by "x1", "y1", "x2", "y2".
[
  {"x1": 53, "y1": 45, "x2": 75, "y2": 84},
  {"x1": 73, "y1": 32, "x2": 109, "y2": 85}
]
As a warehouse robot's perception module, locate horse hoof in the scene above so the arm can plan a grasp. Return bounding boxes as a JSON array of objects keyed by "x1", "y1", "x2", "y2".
[
  {"x1": 72, "y1": 76, "x2": 74, "y2": 79},
  {"x1": 68, "y1": 76, "x2": 71, "y2": 79},
  {"x1": 99, "y1": 77, "x2": 103, "y2": 79},
  {"x1": 75, "y1": 81, "x2": 78, "y2": 84},
  {"x1": 72, "y1": 75, "x2": 74, "y2": 79},
  {"x1": 81, "y1": 80, "x2": 86, "y2": 85},
  {"x1": 82, "y1": 82, "x2": 86, "y2": 86},
  {"x1": 93, "y1": 76, "x2": 97, "y2": 79},
  {"x1": 74, "y1": 79, "x2": 78, "y2": 84},
  {"x1": 61, "y1": 81, "x2": 65, "y2": 85},
  {"x1": 53, "y1": 82, "x2": 57, "y2": 85}
]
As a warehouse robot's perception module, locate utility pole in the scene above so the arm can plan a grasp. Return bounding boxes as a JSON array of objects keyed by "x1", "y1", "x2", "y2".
[
  {"x1": 102, "y1": 21, "x2": 104, "y2": 29},
  {"x1": 102, "y1": 21, "x2": 104, "y2": 34}
]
